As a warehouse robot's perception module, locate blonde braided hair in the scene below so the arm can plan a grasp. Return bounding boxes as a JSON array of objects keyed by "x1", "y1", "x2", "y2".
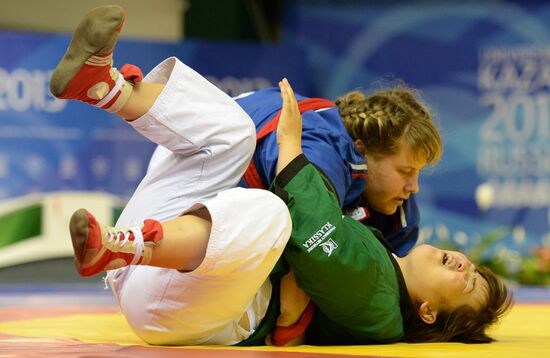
[{"x1": 336, "y1": 85, "x2": 442, "y2": 164}]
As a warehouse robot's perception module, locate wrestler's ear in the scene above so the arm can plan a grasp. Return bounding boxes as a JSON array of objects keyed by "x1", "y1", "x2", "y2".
[
  {"x1": 418, "y1": 301, "x2": 437, "y2": 324},
  {"x1": 354, "y1": 139, "x2": 366, "y2": 156}
]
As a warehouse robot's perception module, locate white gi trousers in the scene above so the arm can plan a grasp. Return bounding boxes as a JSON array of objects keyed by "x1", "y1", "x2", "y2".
[{"x1": 105, "y1": 57, "x2": 292, "y2": 345}]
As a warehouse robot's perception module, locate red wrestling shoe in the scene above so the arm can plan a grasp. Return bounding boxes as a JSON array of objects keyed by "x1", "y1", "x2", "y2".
[
  {"x1": 69, "y1": 209, "x2": 163, "y2": 277},
  {"x1": 50, "y1": 5, "x2": 132, "y2": 113}
]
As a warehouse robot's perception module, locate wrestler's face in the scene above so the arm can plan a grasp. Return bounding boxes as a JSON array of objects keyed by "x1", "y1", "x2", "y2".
[
  {"x1": 398, "y1": 245, "x2": 488, "y2": 322},
  {"x1": 363, "y1": 140, "x2": 426, "y2": 215}
]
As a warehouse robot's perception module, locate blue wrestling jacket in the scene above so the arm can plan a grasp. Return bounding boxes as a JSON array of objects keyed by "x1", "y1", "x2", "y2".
[{"x1": 235, "y1": 87, "x2": 419, "y2": 257}]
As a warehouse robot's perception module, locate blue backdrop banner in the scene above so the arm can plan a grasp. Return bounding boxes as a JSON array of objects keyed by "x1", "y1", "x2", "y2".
[{"x1": 283, "y1": 0, "x2": 550, "y2": 284}]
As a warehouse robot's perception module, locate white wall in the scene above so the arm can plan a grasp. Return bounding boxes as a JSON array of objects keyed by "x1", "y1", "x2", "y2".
[{"x1": 0, "y1": 0, "x2": 187, "y2": 41}]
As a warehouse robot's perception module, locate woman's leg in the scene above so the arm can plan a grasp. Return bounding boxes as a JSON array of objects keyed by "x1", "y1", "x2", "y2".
[
  {"x1": 55, "y1": 5, "x2": 263, "y2": 346},
  {"x1": 72, "y1": 188, "x2": 291, "y2": 345},
  {"x1": 120, "y1": 188, "x2": 292, "y2": 346},
  {"x1": 51, "y1": 5, "x2": 256, "y2": 226},
  {"x1": 69, "y1": 206, "x2": 212, "y2": 276},
  {"x1": 148, "y1": 207, "x2": 211, "y2": 270},
  {"x1": 117, "y1": 82, "x2": 165, "y2": 121}
]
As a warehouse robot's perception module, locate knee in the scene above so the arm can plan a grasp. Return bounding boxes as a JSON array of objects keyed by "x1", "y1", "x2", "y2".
[
  {"x1": 254, "y1": 190, "x2": 292, "y2": 246},
  {"x1": 267, "y1": 191, "x2": 291, "y2": 224}
]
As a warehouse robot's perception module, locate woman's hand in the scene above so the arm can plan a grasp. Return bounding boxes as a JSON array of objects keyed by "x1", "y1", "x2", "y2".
[
  {"x1": 276, "y1": 78, "x2": 303, "y2": 175},
  {"x1": 277, "y1": 78, "x2": 302, "y2": 146},
  {"x1": 277, "y1": 270, "x2": 310, "y2": 327}
]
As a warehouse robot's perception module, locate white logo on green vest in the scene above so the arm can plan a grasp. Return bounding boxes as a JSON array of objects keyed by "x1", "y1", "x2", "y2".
[
  {"x1": 320, "y1": 238, "x2": 338, "y2": 256},
  {"x1": 303, "y1": 221, "x2": 336, "y2": 253}
]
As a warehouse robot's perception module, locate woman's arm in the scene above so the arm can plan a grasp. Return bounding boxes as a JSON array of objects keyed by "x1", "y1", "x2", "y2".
[
  {"x1": 276, "y1": 78, "x2": 303, "y2": 175},
  {"x1": 273, "y1": 79, "x2": 311, "y2": 345}
]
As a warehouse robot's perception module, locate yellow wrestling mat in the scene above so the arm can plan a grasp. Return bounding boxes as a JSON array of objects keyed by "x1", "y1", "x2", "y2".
[{"x1": 0, "y1": 303, "x2": 548, "y2": 357}]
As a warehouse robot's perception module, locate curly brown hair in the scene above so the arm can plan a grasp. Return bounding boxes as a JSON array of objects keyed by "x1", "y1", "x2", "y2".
[{"x1": 335, "y1": 85, "x2": 442, "y2": 164}]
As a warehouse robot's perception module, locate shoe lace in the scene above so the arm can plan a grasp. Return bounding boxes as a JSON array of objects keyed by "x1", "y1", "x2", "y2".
[{"x1": 104, "y1": 225, "x2": 145, "y2": 266}]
